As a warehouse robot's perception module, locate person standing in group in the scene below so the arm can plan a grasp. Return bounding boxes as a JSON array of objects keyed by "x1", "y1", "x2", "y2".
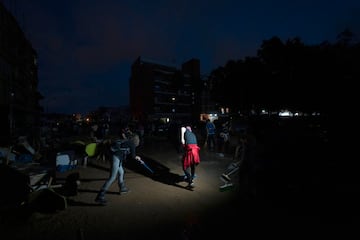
[
  {"x1": 181, "y1": 125, "x2": 201, "y2": 188},
  {"x1": 205, "y1": 119, "x2": 216, "y2": 151},
  {"x1": 95, "y1": 137, "x2": 142, "y2": 205},
  {"x1": 90, "y1": 123, "x2": 104, "y2": 142},
  {"x1": 120, "y1": 125, "x2": 133, "y2": 140},
  {"x1": 217, "y1": 121, "x2": 230, "y2": 157}
]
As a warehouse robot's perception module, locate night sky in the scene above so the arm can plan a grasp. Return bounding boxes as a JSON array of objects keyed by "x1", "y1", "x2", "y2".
[{"x1": 4, "y1": 0, "x2": 360, "y2": 114}]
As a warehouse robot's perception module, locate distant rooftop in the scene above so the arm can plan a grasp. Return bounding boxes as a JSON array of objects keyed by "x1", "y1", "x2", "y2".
[{"x1": 138, "y1": 56, "x2": 179, "y2": 69}]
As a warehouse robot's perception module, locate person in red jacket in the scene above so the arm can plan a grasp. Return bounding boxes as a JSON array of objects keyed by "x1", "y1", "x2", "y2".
[{"x1": 181, "y1": 125, "x2": 201, "y2": 188}]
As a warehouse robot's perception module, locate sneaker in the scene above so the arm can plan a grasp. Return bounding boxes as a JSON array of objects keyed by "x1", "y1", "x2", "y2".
[
  {"x1": 219, "y1": 183, "x2": 234, "y2": 192},
  {"x1": 187, "y1": 180, "x2": 195, "y2": 188},
  {"x1": 95, "y1": 196, "x2": 107, "y2": 205},
  {"x1": 120, "y1": 185, "x2": 129, "y2": 194}
]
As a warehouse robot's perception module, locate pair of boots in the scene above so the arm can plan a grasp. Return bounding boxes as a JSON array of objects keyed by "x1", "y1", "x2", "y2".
[{"x1": 95, "y1": 182, "x2": 129, "y2": 205}]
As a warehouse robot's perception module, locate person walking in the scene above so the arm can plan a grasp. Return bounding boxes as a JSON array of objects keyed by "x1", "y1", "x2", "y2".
[
  {"x1": 181, "y1": 126, "x2": 201, "y2": 188},
  {"x1": 94, "y1": 138, "x2": 142, "y2": 205}
]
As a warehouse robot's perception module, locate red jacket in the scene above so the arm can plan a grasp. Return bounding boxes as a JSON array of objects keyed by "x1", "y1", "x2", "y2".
[{"x1": 183, "y1": 144, "x2": 200, "y2": 169}]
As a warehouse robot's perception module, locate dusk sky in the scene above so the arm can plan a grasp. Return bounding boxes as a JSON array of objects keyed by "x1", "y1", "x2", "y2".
[{"x1": 4, "y1": 0, "x2": 360, "y2": 114}]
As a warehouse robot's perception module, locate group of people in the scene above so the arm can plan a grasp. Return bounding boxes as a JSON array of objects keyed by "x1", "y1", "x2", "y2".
[
  {"x1": 90, "y1": 122, "x2": 110, "y2": 142},
  {"x1": 205, "y1": 119, "x2": 230, "y2": 157},
  {"x1": 95, "y1": 123, "x2": 201, "y2": 205}
]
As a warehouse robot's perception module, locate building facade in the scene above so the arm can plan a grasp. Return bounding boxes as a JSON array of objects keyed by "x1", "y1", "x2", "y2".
[
  {"x1": 129, "y1": 56, "x2": 202, "y2": 125},
  {"x1": 0, "y1": 2, "x2": 41, "y2": 143}
]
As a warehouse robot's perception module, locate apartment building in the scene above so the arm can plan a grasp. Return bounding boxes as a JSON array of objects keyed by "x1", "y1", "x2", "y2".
[
  {"x1": 129, "y1": 56, "x2": 202, "y2": 125},
  {"x1": 0, "y1": 2, "x2": 41, "y2": 143}
]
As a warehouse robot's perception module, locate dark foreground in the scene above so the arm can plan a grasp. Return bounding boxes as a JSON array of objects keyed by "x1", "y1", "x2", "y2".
[{"x1": 0, "y1": 117, "x2": 358, "y2": 239}]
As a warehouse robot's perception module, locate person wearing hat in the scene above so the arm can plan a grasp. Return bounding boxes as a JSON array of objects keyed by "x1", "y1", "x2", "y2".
[
  {"x1": 94, "y1": 138, "x2": 142, "y2": 205},
  {"x1": 181, "y1": 125, "x2": 201, "y2": 188}
]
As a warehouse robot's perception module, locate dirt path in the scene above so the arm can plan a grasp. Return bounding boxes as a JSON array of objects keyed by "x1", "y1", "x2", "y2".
[{"x1": 1, "y1": 136, "x2": 242, "y2": 240}]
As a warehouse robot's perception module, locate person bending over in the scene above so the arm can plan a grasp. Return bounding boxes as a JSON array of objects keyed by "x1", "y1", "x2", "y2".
[
  {"x1": 181, "y1": 126, "x2": 201, "y2": 188},
  {"x1": 95, "y1": 138, "x2": 141, "y2": 205}
]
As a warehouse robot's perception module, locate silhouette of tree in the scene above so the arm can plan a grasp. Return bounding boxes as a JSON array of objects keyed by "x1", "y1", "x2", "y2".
[{"x1": 206, "y1": 29, "x2": 359, "y2": 115}]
